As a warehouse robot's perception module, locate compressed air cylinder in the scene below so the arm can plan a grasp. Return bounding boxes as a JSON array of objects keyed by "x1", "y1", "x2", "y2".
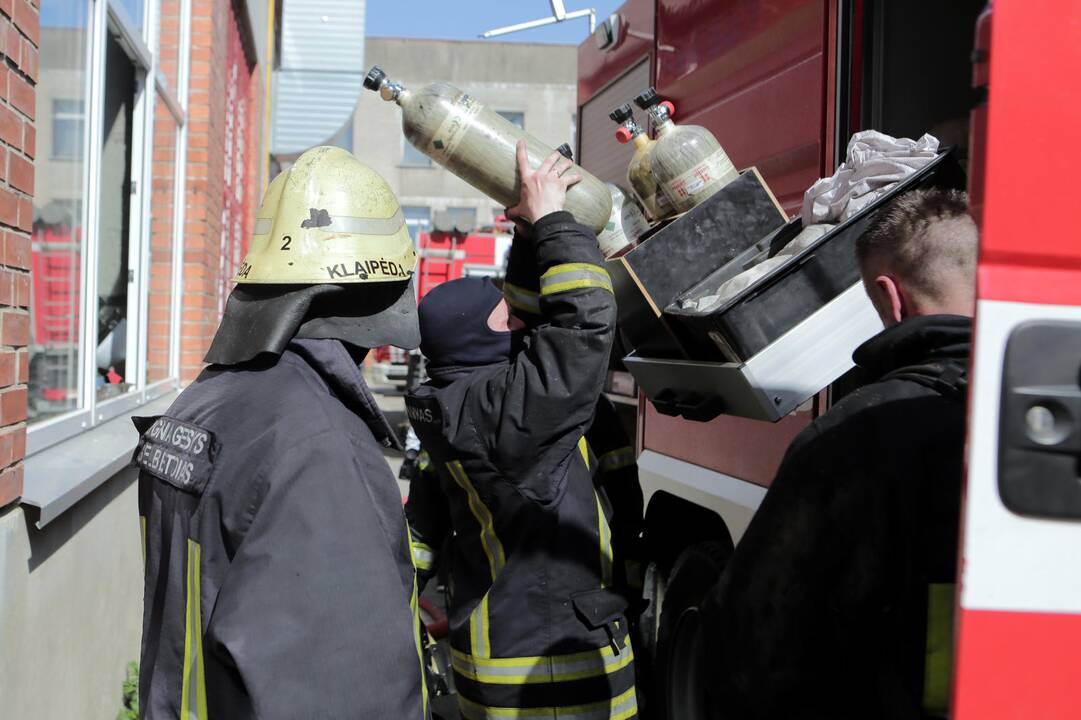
[
  {"x1": 598, "y1": 184, "x2": 650, "y2": 258},
  {"x1": 365, "y1": 67, "x2": 612, "y2": 234},
  {"x1": 636, "y1": 88, "x2": 739, "y2": 214},
  {"x1": 611, "y1": 104, "x2": 672, "y2": 222}
]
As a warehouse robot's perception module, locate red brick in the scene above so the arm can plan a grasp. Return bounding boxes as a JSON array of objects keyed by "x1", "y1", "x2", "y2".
[
  {"x1": 0, "y1": 429, "x2": 15, "y2": 467},
  {"x1": 0, "y1": 386, "x2": 25, "y2": 422},
  {"x1": 0, "y1": 0, "x2": 11, "y2": 22},
  {"x1": 8, "y1": 72, "x2": 32, "y2": 120},
  {"x1": 21, "y1": 38, "x2": 35, "y2": 81},
  {"x1": 0, "y1": 349, "x2": 14, "y2": 385},
  {"x1": 15, "y1": 196, "x2": 29, "y2": 232},
  {"x1": 15, "y1": 347, "x2": 25, "y2": 382},
  {"x1": 0, "y1": 463, "x2": 22, "y2": 508},
  {"x1": 4, "y1": 22, "x2": 18, "y2": 66},
  {"x1": 0, "y1": 104, "x2": 20, "y2": 148},
  {"x1": 0, "y1": 268, "x2": 11, "y2": 305},
  {"x1": 12, "y1": 0, "x2": 37, "y2": 46},
  {"x1": 20, "y1": 122, "x2": 30, "y2": 159},
  {"x1": 11, "y1": 424, "x2": 23, "y2": 461},
  {"x1": 0, "y1": 309, "x2": 25, "y2": 346},
  {"x1": 0, "y1": 188, "x2": 16, "y2": 227},
  {"x1": 3, "y1": 232, "x2": 27, "y2": 268},
  {"x1": 13, "y1": 270, "x2": 26, "y2": 306},
  {"x1": 7, "y1": 151, "x2": 30, "y2": 193}
]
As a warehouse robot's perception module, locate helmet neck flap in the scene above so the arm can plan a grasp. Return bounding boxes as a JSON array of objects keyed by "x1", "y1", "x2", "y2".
[{"x1": 204, "y1": 278, "x2": 419, "y2": 365}]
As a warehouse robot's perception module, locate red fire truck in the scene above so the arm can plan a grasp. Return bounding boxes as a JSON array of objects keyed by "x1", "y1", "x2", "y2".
[{"x1": 577, "y1": 0, "x2": 1081, "y2": 716}]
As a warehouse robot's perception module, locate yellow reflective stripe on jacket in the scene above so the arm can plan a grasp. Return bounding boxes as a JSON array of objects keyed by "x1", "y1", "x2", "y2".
[
  {"x1": 410, "y1": 575, "x2": 430, "y2": 718},
  {"x1": 451, "y1": 635, "x2": 632, "y2": 685},
  {"x1": 596, "y1": 492, "x2": 613, "y2": 588},
  {"x1": 503, "y1": 281, "x2": 541, "y2": 315},
  {"x1": 180, "y1": 539, "x2": 207, "y2": 720},
  {"x1": 923, "y1": 582, "x2": 956, "y2": 715},
  {"x1": 411, "y1": 538, "x2": 436, "y2": 572},
  {"x1": 447, "y1": 461, "x2": 506, "y2": 580},
  {"x1": 539, "y1": 262, "x2": 613, "y2": 296},
  {"x1": 469, "y1": 593, "x2": 492, "y2": 658},
  {"x1": 457, "y1": 684, "x2": 638, "y2": 719},
  {"x1": 578, "y1": 436, "x2": 590, "y2": 470},
  {"x1": 598, "y1": 447, "x2": 636, "y2": 473}
]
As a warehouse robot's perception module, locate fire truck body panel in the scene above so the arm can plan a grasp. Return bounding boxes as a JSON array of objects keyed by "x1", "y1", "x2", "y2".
[{"x1": 953, "y1": 1, "x2": 1081, "y2": 715}]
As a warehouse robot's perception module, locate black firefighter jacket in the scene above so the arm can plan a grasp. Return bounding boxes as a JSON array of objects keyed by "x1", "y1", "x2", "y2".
[
  {"x1": 702, "y1": 315, "x2": 971, "y2": 720},
  {"x1": 501, "y1": 229, "x2": 645, "y2": 591},
  {"x1": 134, "y1": 338, "x2": 427, "y2": 719},
  {"x1": 405, "y1": 212, "x2": 638, "y2": 720}
]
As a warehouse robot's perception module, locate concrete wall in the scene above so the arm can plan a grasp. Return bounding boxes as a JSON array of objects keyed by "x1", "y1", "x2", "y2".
[
  {"x1": 0, "y1": 469, "x2": 143, "y2": 718},
  {"x1": 355, "y1": 38, "x2": 578, "y2": 228}
]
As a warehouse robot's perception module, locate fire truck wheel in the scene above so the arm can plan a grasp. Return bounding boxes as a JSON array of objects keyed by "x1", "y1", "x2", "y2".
[
  {"x1": 654, "y1": 541, "x2": 732, "y2": 720},
  {"x1": 666, "y1": 606, "x2": 709, "y2": 720}
]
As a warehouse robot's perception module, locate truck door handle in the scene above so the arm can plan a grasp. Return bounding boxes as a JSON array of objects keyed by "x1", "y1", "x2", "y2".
[{"x1": 998, "y1": 320, "x2": 1081, "y2": 519}]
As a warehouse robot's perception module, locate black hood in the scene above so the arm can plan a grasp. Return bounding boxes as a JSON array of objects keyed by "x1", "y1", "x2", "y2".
[
  {"x1": 418, "y1": 277, "x2": 524, "y2": 379},
  {"x1": 204, "y1": 279, "x2": 420, "y2": 366},
  {"x1": 854, "y1": 314, "x2": 972, "y2": 380}
]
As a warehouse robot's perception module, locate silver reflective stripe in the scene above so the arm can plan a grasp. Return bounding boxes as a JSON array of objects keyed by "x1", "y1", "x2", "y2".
[
  {"x1": 599, "y1": 447, "x2": 636, "y2": 473},
  {"x1": 412, "y1": 542, "x2": 436, "y2": 570},
  {"x1": 539, "y1": 263, "x2": 613, "y2": 296},
  {"x1": 450, "y1": 635, "x2": 633, "y2": 685},
  {"x1": 322, "y1": 208, "x2": 406, "y2": 235},
  {"x1": 253, "y1": 218, "x2": 273, "y2": 235},
  {"x1": 457, "y1": 685, "x2": 638, "y2": 719},
  {"x1": 503, "y1": 282, "x2": 540, "y2": 315}
]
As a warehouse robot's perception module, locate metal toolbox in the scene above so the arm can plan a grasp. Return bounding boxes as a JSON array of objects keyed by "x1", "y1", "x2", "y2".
[
  {"x1": 664, "y1": 150, "x2": 966, "y2": 362},
  {"x1": 607, "y1": 167, "x2": 788, "y2": 358},
  {"x1": 625, "y1": 150, "x2": 967, "y2": 423}
]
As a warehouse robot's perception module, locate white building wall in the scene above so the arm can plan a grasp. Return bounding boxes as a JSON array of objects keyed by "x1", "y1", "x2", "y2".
[{"x1": 0, "y1": 470, "x2": 143, "y2": 718}]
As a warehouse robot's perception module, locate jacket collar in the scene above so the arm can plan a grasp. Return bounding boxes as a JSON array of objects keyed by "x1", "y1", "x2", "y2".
[
  {"x1": 853, "y1": 314, "x2": 972, "y2": 382},
  {"x1": 288, "y1": 338, "x2": 402, "y2": 450}
]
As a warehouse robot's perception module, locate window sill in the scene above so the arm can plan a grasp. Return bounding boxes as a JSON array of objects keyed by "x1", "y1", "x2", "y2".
[{"x1": 21, "y1": 392, "x2": 178, "y2": 529}]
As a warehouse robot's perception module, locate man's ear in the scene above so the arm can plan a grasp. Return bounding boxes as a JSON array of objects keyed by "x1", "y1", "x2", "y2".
[{"x1": 874, "y1": 274, "x2": 906, "y2": 326}]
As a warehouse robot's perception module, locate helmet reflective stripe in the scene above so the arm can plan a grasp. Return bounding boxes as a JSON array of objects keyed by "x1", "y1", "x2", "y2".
[{"x1": 322, "y1": 209, "x2": 406, "y2": 235}]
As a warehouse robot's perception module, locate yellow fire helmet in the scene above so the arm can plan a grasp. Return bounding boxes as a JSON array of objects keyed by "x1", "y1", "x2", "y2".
[
  {"x1": 204, "y1": 146, "x2": 421, "y2": 365},
  {"x1": 236, "y1": 146, "x2": 416, "y2": 284}
]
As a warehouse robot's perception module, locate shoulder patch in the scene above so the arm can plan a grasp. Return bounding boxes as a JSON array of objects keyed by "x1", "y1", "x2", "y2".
[{"x1": 132, "y1": 415, "x2": 218, "y2": 495}]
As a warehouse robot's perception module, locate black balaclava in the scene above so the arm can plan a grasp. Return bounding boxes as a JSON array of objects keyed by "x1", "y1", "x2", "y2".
[{"x1": 418, "y1": 277, "x2": 522, "y2": 378}]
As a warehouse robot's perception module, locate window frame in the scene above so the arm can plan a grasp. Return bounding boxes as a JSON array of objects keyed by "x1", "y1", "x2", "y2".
[
  {"x1": 400, "y1": 136, "x2": 432, "y2": 168},
  {"x1": 27, "y1": 0, "x2": 190, "y2": 455},
  {"x1": 496, "y1": 110, "x2": 525, "y2": 130}
]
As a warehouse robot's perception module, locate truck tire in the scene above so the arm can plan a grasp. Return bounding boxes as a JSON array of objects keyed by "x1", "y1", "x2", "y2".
[
  {"x1": 653, "y1": 541, "x2": 732, "y2": 720},
  {"x1": 666, "y1": 606, "x2": 709, "y2": 720}
]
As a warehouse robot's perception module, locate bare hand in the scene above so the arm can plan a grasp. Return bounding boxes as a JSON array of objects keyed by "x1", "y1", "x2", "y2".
[{"x1": 506, "y1": 140, "x2": 581, "y2": 224}]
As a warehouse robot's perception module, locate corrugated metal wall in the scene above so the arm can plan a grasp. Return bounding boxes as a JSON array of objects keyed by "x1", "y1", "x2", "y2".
[{"x1": 272, "y1": 0, "x2": 365, "y2": 154}]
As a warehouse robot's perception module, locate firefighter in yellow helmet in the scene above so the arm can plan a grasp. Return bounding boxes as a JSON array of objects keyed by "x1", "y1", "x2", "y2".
[{"x1": 134, "y1": 147, "x2": 429, "y2": 719}]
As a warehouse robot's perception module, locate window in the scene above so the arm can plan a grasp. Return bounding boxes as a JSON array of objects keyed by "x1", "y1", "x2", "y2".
[
  {"x1": 434, "y1": 207, "x2": 476, "y2": 234},
  {"x1": 403, "y1": 206, "x2": 431, "y2": 243},
  {"x1": 497, "y1": 111, "x2": 524, "y2": 129},
  {"x1": 29, "y1": 0, "x2": 189, "y2": 452},
  {"x1": 401, "y1": 137, "x2": 431, "y2": 167},
  {"x1": 95, "y1": 32, "x2": 137, "y2": 402},
  {"x1": 30, "y1": 2, "x2": 90, "y2": 423},
  {"x1": 52, "y1": 100, "x2": 85, "y2": 160}
]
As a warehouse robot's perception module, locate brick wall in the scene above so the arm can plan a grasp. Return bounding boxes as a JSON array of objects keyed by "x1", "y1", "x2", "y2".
[
  {"x1": 0, "y1": 0, "x2": 35, "y2": 508},
  {"x1": 180, "y1": 0, "x2": 258, "y2": 382}
]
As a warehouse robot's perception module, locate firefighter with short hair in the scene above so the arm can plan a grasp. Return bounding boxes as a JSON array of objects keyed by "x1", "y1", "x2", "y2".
[
  {"x1": 703, "y1": 187, "x2": 976, "y2": 720},
  {"x1": 135, "y1": 147, "x2": 428, "y2": 719},
  {"x1": 405, "y1": 141, "x2": 638, "y2": 719}
]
